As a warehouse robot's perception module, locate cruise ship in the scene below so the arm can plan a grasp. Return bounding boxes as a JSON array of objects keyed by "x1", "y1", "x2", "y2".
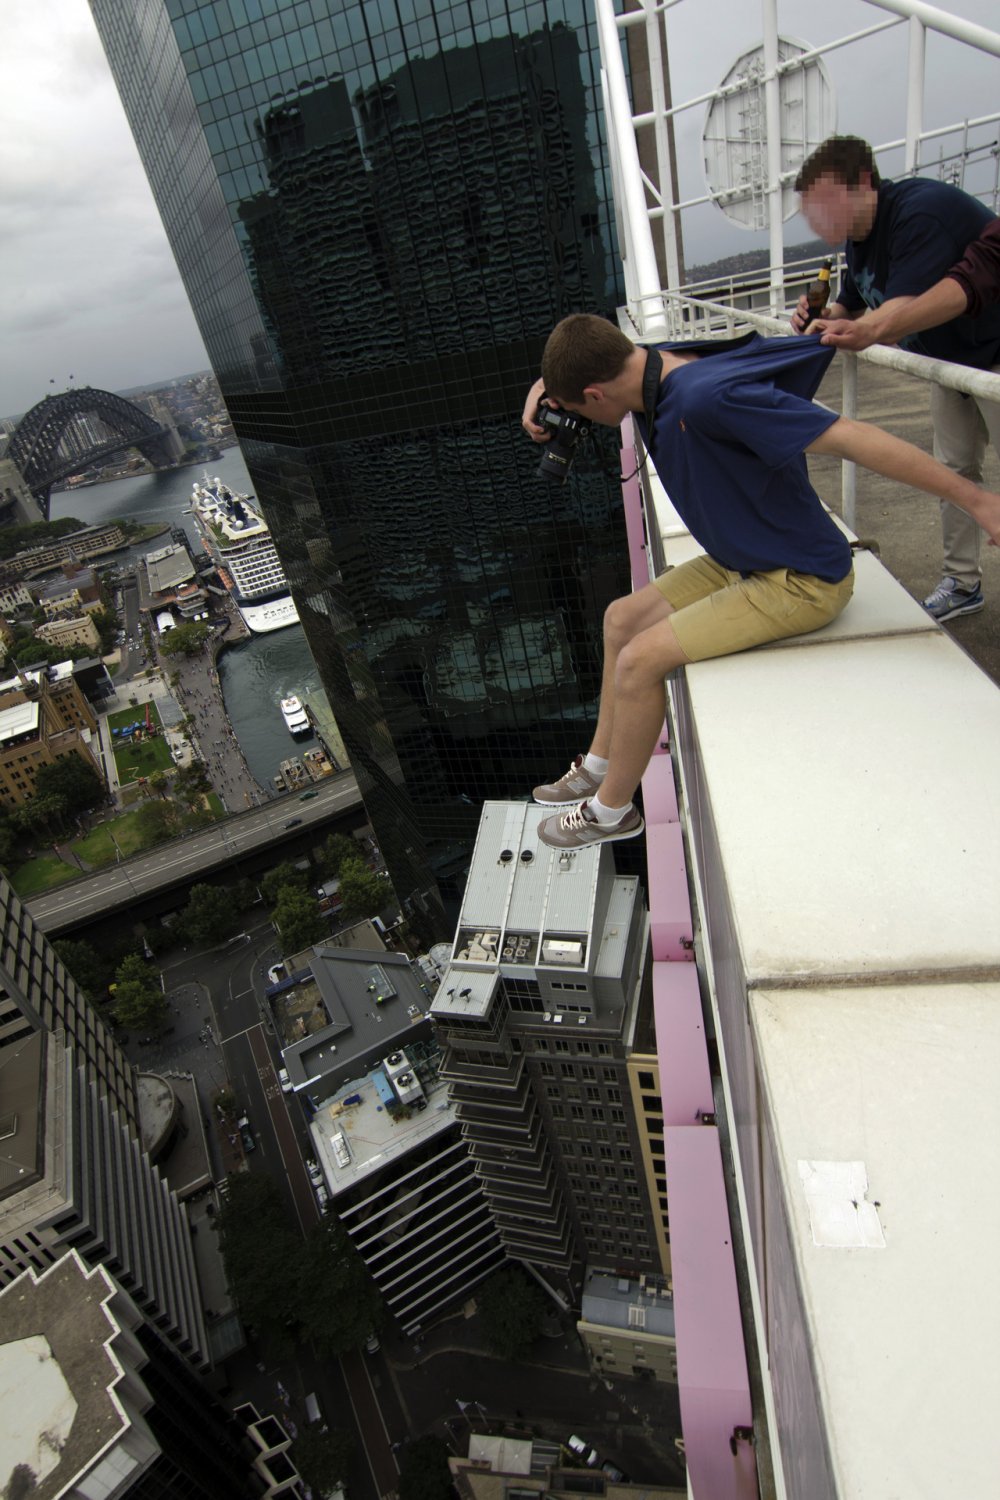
[
  {"x1": 280, "y1": 695, "x2": 310, "y2": 737},
  {"x1": 189, "y1": 476, "x2": 299, "y2": 634}
]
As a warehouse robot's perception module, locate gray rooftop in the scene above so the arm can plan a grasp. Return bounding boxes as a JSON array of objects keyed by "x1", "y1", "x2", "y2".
[
  {"x1": 276, "y1": 945, "x2": 433, "y2": 1093},
  {"x1": 145, "y1": 543, "x2": 195, "y2": 593},
  {"x1": 580, "y1": 1270, "x2": 676, "y2": 1339}
]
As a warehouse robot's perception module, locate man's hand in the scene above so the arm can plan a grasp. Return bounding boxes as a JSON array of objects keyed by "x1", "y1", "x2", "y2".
[
  {"x1": 815, "y1": 314, "x2": 890, "y2": 351},
  {"x1": 522, "y1": 377, "x2": 550, "y2": 443},
  {"x1": 790, "y1": 293, "x2": 813, "y2": 334},
  {"x1": 790, "y1": 294, "x2": 852, "y2": 335}
]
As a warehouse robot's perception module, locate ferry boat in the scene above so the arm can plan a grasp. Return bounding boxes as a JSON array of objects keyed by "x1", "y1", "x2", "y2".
[
  {"x1": 189, "y1": 476, "x2": 299, "y2": 634},
  {"x1": 280, "y1": 695, "x2": 310, "y2": 737}
]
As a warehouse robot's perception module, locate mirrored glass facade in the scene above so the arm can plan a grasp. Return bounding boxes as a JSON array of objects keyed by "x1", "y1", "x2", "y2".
[{"x1": 91, "y1": 0, "x2": 629, "y2": 921}]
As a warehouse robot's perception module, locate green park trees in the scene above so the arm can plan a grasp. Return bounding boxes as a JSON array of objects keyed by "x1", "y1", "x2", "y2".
[
  {"x1": 398, "y1": 1437, "x2": 454, "y2": 1500},
  {"x1": 214, "y1": 1173, "x2": 382, "y2": 1357},
  {"x1": 158, "y1": 621, "x2": 210, "y2": 657},
  {"x1": 111, "y1": 953, "x2": 167, "y2": 1033},
  {"x1": 477, "y1": 1266, "x2": 547, "y2": 1362},
  {"x1": 272, "y1": 884, "x2": 326, "y2": 954}
]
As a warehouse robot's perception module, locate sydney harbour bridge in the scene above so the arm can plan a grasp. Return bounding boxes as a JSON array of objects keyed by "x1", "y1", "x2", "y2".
[{"x1": 6, "y1": 387, "x2": 182, "y2": 519}]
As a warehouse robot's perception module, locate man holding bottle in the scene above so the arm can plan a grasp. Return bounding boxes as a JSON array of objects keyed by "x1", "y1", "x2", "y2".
[{"x1": 792, "y1": 135, "x2": 1000, "y2": 621}]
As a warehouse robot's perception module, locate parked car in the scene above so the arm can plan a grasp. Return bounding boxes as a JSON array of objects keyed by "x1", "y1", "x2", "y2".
[
  {"x1": 364, "y1": 1331, "x2": 381, "y2": 1354},
  {"x1": 237, "y1": 1114, "x2": 255, "y2": 1153},
  {"x1": 567, "y1": 1436, "x2": 599, "y2": 1468},
  {"x1": 306, "y1": 1160, "x2": 323, "y2": 1185},
  {"x1": 299, "y1": 789, "x2": 319, "y2": 801},
  {"x1": 278, "y1": 1067, "x2": 293, "y2": 1094},
  {"x1": 267, "y1": 963, "x2": 286, "y2": 985},
  {"x1": 601, "y1": 1462, "x2": 627, "y2": 1483}
]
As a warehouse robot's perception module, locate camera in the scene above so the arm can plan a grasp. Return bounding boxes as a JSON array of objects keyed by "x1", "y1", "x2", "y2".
[{"x1": 534, "y1": 399, "x2": 591, "y2": 483}]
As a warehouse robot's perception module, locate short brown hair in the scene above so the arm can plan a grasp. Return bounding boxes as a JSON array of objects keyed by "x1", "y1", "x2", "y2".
[
  {"x1": 795, "y1": 135, "x2": 881, "y2": 194},
  {"x1": 541, "y1": 314, "x2": 635, "y2": 403}
]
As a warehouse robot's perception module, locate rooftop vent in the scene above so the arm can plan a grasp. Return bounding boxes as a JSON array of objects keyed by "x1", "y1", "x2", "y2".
[
  {"x1": 520, "y1": 850, "x2": 534, "y2": 863},
  {"x1": 499, "y1": 849, "x2": 513, "y2": 863}
]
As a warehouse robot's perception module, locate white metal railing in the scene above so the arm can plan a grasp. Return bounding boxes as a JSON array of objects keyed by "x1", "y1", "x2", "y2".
[{"x1": 598, "y1": 0, "x2": 1000, "y2": 328}]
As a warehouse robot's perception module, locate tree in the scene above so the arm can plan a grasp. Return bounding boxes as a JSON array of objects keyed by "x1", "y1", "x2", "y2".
[
  {"x1": 177, "y1": 883, "x2": 240, "y2": 945},
  {"x1": 214, "y1": 1173, "x2": 301, "y2": 1353},
  {"x1": 111, "y1": 953, "x2": 167, "y2": 1033},
  {"x1": 0, "y1": 814, "x2": 21, "y2": 870},
  {"x1": 148, "y1": 769, "x2": 169, "y2": 798},
  {"x1": 477, "y1": 1267, "x2": 547, "y2": 1362},
  {"x1": 134, "y1": 800, "x2": 181, "y2": 846},
  {"x1": 173, "y1": 759, "x2": 211, "y2": 802},
  {"x1": 292, "y1": 1210, "x2": 382, "y2": 1359},
  {"x1": 158, "y1": 620, "x2": 210, "y2": 657},
  {"x1": 322, "y1": 833, "x2": 360, "y2": 880},
  {"x1": 9, "y1": 792, "x2": 67, "y2": 836},
  {"x1": 54, "y1": 938, "x2": 112, "y2": 1004},
  {"x1": 338, "y1": 857, "x2": 391, "y2": 920},
  {"x1": 35, "y1": 755, "x2": 105, "y2": 815},
  {"x1": 260, "y1": 860, "x2": 309, "y2": 906},
  {"x1": 291, "y1": 1426, "x2": 354, "y2": 1497},
  {"x1": 272, "y1": 884, "x2": 326, "y2": 954},
  {"x1": 398, "y1": 1436, "x2": 454, "y2": 1500}
]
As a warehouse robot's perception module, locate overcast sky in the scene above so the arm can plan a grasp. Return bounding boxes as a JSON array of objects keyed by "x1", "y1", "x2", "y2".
[{"x1": 1, "y1": 0, "x2": 997, "y2": 420}]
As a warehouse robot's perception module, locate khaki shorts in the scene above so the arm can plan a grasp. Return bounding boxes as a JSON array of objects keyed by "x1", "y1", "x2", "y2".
[{"x1": 653, "y1": 554, "x2": 854, "y2": 662}]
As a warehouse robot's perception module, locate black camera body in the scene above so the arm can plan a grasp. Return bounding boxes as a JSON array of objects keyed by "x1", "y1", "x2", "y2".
[{"x1": 534, "y1": 399, "x2": 591, "y2": 483}]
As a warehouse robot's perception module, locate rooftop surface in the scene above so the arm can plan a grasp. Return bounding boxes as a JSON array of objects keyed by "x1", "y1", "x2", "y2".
[
  {"x1": 277, "y1": 945, "x2": 433, "y2": 1089},
  {"x1": 311, "y1": 1067, "x2": 455, "y2": 1191},
  {"x1": 0, "y1": 1253, "x2": 129, "y2": 1500},
  {"x1": 580, "y1": 1270, "x2": 675, "y2": 1339}
]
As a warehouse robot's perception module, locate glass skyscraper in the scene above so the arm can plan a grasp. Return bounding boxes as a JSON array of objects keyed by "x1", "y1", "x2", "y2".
[{"x1": 90, "y1": 0, "x2": 630, "y2": 924}]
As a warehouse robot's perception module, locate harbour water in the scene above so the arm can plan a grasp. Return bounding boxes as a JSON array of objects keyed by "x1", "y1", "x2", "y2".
[{"x1": 49, "y1": 455, "x2": 328, "y2": 790}]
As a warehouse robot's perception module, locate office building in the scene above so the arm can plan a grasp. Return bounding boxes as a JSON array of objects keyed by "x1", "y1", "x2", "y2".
[
  {"x1": 89, "y1": 0, "x2": 630, "y2": 917},
  {"x1": 431, "y1": 802, "x2": 661, "y2": 1307},
  {"x1": 0, "y1": 1251, "x2": 283, "y2": 1498},
  {"x1": 0, "y1": 878, "x2": 209, "y2": 1368},
  {"x1": 0, "y1": 665, "x2": 102, "y2": 808},
  {"x1": 271, "y1": 941, "x2": 504, "y2": 1334}
]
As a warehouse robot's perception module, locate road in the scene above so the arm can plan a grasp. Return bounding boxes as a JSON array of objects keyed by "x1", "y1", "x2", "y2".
[{"x1": 25, "y1": 770, "x2": 363, "y2": 933}]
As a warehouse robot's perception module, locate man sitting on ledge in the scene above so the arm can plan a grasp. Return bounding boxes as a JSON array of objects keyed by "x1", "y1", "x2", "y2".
[{"x1": 521, "y1": 313, "x2": 1000, "y2": 850}]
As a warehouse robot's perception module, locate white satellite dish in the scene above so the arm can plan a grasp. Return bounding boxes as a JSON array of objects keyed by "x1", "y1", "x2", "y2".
[{"x1": 703, "y1": 35, "x2": 836, "y2": 230}]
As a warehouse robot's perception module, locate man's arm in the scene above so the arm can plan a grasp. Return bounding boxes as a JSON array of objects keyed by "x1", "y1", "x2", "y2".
[
  {"x1": 815, "y1": 218, "x2": 1000, "y2": 349},
  {"x1": 807, "y1": 417, "x2": 1000, "y2": 544},
  {"x1": 814, "y1": 283, "x2": 968, "y2": 350}
]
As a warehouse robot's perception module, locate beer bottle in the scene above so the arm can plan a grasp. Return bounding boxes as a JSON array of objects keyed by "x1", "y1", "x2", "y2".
[{"x1": 801, "y1": 258, "x2": 833, "y2": 331}]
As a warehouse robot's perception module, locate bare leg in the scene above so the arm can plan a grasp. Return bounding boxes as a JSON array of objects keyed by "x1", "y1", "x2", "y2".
[
  {"x1": 589, "y1": 584, "x2": 677, "y2": 759},
  {"x1": 599, "y1": 614, "x2": 691, "y2": 808}
]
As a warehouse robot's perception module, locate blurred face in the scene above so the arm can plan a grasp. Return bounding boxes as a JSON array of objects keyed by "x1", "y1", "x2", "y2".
[{"x1": 800, "y1": 172, "x2": 875, "y2": 244}]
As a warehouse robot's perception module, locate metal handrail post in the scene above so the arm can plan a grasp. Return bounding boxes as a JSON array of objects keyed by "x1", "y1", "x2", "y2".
[
  {"x1": 596, "y1": 0, "x2": 667, "y2": 335},
  {"x1": 640, "y1": 0, "x2": 682, "y2": 290},
  {"x1": 904, "y1": 17, "x2": 925, "y2": 173},
  {"x1": 762, "y1": 0, "x2": 785, "y2": 314}
]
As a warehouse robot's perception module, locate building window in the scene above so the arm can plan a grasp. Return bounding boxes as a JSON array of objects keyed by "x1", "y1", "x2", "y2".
[
  {"x1": 554, "y1": 1039, "x2": 570, "y2": 1054},
  {"x1": 638, "y1": 1071, "x2": 656, "y2": 1089}
]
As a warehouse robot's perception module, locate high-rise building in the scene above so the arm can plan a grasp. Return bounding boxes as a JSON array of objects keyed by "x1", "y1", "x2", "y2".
[
  {"x1": 88, "y1": 0, "x2": 630, "y2": 918},
  {"x1": 0, "y1": 877, "x2": 209, "y2": 1367},
  {"x1": 274, "y1": 941, "x2": 505, "y2": 1334},
  {"x1": 431, "y1": 802, "x2": 661, "y2": 1307},
  {"x1": 0, "y1": 1251, "x2": 286, "y2": 1498}
]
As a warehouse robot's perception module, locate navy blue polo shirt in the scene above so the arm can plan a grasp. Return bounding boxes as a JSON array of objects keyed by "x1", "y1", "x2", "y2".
[{"x1": 637, "y1": 332, "x2": 852, "y2": 582}]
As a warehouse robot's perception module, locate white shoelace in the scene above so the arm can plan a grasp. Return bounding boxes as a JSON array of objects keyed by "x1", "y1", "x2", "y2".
[{"x1": 560, "y1": 802, "x2": 592, "y2": 831}]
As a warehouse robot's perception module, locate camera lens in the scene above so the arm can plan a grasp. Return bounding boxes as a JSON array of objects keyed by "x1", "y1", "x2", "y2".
[{"x1": 534, "y1": 404, "x2": 591, "y2": 483}]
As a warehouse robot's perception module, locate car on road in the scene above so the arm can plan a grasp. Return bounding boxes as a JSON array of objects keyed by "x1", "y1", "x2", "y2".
[
  {"x1": 278, "y1": 1067, "x2": 293, "y2": 1094},
  {"x1": 299, "y1": 789, "x2": 319, "y2": 801},
  {"x1": 601, "y1": 1462, "x2": 627, "y2": 1483},
  {"x1": 364, "y1": 1331, "x2": 381, "y2": 1354},
  {"x1": 284, "y1": 817, "x2": 302, "y2": 828},
  {"x1": 567, "y1": 1436, "x2": 599, "y2": 1468},
  {"x1": 306, "y1": 1160, "x2": 323, "y2": 1185},
  {"x1": 267, "y1": 963, "x2": 286, "y2": 985},
  {"x1": 237, "y1": 1114, "x2": 256, "y2": 1153}
]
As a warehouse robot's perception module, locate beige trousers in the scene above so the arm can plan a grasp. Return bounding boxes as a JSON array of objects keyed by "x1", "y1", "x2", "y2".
[{"x1": 929, "y1": 360, "x2": 1000, "y2": 590}]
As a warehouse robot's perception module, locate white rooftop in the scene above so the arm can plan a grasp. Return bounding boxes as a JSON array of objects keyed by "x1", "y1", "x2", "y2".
[{"x1": 311, "y1": 1072, "x2": 456, "y2": 1191}]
